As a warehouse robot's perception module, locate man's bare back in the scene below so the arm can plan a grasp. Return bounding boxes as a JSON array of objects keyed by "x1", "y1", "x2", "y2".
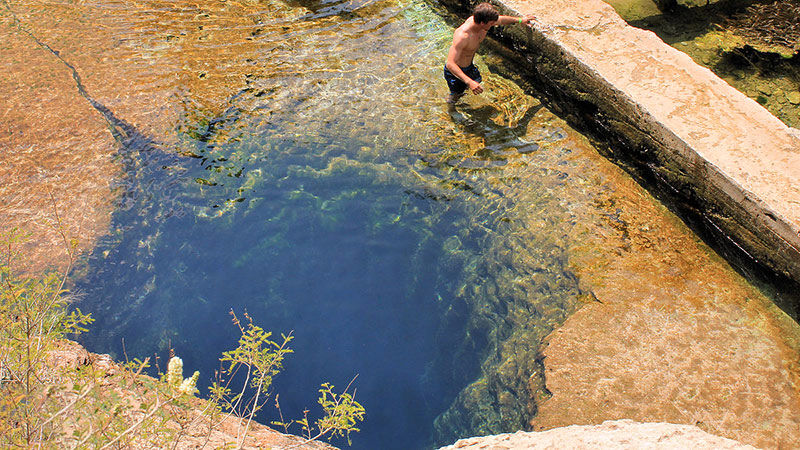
[{"x1": 443, "y1": 2, "x2": 534, "y2": 102}]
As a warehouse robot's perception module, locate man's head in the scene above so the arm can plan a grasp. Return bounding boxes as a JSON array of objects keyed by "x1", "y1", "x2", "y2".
[{"x1": 472, "y1": 2, "x2": 499, "y2": 24}]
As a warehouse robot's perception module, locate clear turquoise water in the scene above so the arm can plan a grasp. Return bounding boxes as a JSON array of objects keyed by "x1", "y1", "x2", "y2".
[{"x1": 73, "y1": 0, "x2": 582, "y2": 447}]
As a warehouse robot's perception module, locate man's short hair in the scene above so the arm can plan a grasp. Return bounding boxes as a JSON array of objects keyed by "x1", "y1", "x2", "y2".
[{"x1": 473, "y1": 2, "x2": 498, "y2": 24}]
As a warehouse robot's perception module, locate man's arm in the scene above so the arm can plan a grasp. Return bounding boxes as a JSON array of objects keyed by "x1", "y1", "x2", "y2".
[
  {"x1": 445, "y1": 34, "x2": 483, "y2": 94},
  {"x1": 495, "y1": 14, "x2": 536, "y2": 26}
]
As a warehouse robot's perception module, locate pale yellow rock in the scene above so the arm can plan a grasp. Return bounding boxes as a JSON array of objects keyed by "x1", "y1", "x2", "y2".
[{"x1": 440, "y1": 420, "x2": 756, "y2": 449}]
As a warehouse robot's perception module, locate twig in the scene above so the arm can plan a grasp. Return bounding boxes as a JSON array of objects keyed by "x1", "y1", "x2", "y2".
[
  {"x1": 35, "y1": 385, "x2": 92, "y2": 433},
  {"x1": 126, "y1": 357, "x2": 150, "y2": 389},
  {"x1": 237, "y1": 373, "x2": 265, "y2": 449},
  {"x1": 99, "y1": 393, "x2": 176, "y2": 449},
  {"x1": 275, "y1": 394, "x2": 289, "y2": 434}
]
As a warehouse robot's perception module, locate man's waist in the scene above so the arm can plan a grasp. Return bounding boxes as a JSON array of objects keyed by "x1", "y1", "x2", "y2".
[{"x1": 445, "y1": 63, "x2": 476, "y2": 71}]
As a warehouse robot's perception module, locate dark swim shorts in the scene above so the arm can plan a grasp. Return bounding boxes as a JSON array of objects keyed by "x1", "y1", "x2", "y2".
[{"x1": 443, "y1": 64, "x2": 482, "y2": 96}]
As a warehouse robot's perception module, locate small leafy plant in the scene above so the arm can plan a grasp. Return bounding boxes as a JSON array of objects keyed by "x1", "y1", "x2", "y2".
[
  {"x1": 294, "y1": 380, "x2": 366, "y2": 446},
  {"x1": 211, "y1": 310, "x2": 366, "y2": 448}
]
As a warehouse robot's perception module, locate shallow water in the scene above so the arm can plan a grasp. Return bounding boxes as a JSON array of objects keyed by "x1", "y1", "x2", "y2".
[{"x1": 2, "y1": 0, "x2": 784, "y2": 446}]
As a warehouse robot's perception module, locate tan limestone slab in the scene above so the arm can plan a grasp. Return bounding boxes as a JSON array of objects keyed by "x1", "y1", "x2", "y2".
[{"x1": 441, "y1": 419, "x2": 756, "y2": 449}]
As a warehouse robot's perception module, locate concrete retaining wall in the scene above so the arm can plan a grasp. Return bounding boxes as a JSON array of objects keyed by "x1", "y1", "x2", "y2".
[{"x1": 440, "y1": 0, "x2": 800, "y2": 286}]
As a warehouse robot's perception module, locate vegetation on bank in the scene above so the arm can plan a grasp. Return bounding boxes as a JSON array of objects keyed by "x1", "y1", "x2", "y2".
[
  {"x1": 724, "y1": 0, "x2": 800, "y2": 58},
  {"x1": 0, "y1": 228, "x2": 365, "y2": 448},
  {"x1": 645, "y1": 0, "x2": 800, "y2": 58}
]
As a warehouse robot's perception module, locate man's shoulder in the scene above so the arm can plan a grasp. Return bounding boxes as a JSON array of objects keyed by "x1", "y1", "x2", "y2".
[
  {"x1": 457, "y1": 17, "x2": 475, "y2": 31},
  {"x1": 452, "y1": 26, "x2": 470, "y2": 45},
  {"x1": 454, "y1": 22, "x2": 476, "y2": 40}
]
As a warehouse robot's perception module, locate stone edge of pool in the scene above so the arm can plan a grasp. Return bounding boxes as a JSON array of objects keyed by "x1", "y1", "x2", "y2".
[{"x1": 442, "y1": 0, "x2": 800, "y2": 286}]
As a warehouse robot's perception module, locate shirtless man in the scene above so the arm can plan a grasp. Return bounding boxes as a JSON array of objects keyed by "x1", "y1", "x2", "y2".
[{"x1": 444, "y1": 2, "x2": 534, "y2": 103}]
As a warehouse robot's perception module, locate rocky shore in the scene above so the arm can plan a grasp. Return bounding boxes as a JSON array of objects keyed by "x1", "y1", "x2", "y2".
[
  {"x1": 47, "y1": 339, "x2": 335, "y2": 449},
  {"x1": 457, "y1": 0, "x2": 800, "y2": 283}
]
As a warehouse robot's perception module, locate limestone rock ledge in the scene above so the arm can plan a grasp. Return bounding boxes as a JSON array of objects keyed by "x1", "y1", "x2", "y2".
[
  {"x1": 46, "y1": 339, "x2": 335, "y2": 449},
  {"x1": 440, "y1": 419, "x2": 756, "y2": 449}
]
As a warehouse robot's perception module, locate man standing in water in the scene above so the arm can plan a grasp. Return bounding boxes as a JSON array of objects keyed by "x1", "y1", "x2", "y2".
[{"x1": 444, "y1": 2, "x2": 534, "y2": 103}]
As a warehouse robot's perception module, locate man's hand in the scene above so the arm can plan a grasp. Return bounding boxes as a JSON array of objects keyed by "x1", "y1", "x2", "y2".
[
  {"x1": 469, "y1": 80, "x2": 483, "y2": 95},
  {"x1": 520, "y1": 14, "x2": 536, "y2": 25}
]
